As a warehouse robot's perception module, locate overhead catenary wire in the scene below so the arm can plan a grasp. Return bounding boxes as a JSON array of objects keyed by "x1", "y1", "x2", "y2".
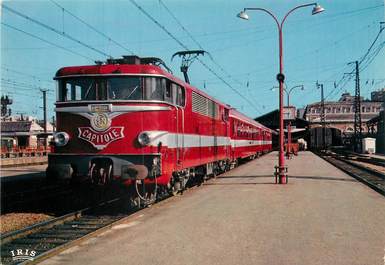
[
  {"x1": 1, "y1": 22, "x2": 95, "y2": 62},
  {"x1": 158, "y1": 0, "x2": 254, "y2": 89},
  {"x1": 360, "y1": 41, "x2": 385, "y2": 72},
  {"x1": 326, "y1": 23, "x2": 384, "y2": 100},
  {"x1": 1, "y1": 78, "x2": 54, "y2": 92},
  {"x1": 1, "y1": 66, "x2": 55, "y2": 84},
  {"x1": 2, "y1": 5, "x2": 112, "y2": 58},
  {"x1": 358, "y1": 25, "x2": 384, "y2": 66},
  {"x1": 1, "y1": 87, "x2": 42, "y2": 99},
  {"x1": 158, "y1": 0, "x2": 266, "y2": 112},
  {"x1": 49, "y1": 0, "x2": 135, "y2": 55},
  {"x1": 130, "y1": 0, "x2": 262, "y2": 114}
]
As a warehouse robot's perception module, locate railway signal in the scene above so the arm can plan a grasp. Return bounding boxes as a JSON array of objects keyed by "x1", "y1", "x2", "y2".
[{"x1": 1, "y1": 95, "x2": 13, "y2": 118}]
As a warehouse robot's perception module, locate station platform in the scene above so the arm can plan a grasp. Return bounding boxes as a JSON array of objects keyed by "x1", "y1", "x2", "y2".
[
  {"x1": 38, "y1": 151, "x2": 385, "y2": 265},
  {"x1": 0, "y1": 164, "x2": 47, "y2": 182},
  {"x1": 0, "y1": 156, "x2": 47, "y2": 168}
]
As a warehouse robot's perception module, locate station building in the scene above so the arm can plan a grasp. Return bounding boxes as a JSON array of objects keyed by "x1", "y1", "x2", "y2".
[
  {"x1": 303, "y1": 90, "x2": 384, "y2": 148},
  {"x1": 0, "y1": 115, "x2": 54, "y2": 151}
]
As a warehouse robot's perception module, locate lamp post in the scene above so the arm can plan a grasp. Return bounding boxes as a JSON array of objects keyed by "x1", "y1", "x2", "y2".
[
  {"x1": 271, "y1": 84, "x2": 304, "y2": 106},
  {"x1": 285, "y1": 85, "x2": 304, "y2": 158},
  {"x1": 271, "y1": 85, "x2": 304, "y2": 158},
  {"x1": 237, "y1": 3, "x2": 324, "y2": 184}
]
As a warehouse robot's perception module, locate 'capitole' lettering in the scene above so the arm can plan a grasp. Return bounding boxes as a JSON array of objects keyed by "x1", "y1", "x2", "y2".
[{"x1": 78, "y1": 127, "x2": 124, "y2": 150}]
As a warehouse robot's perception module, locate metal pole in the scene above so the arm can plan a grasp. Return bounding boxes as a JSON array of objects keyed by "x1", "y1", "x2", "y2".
[
  {"x1": 287, "y1": 92, "x2": 290, "y2": 107},
  {"x1": 353, "y1": 60, "x2": 362, "y2": 153},
  {"x1": 321, "y1": 84, "x2": 325, "y2": 150},
  {"x1": 41, "y1": 89, "x2": 47, "y2": 148},
  {"x1": 286, "y1": 92, "x2": 291, "y2": 159},
  {"x1": 278, "y1": 27, "x2": 286, "y2": 184},
  {"x1": 316, "y1": 82, "x2": 326, "y2": 150}
]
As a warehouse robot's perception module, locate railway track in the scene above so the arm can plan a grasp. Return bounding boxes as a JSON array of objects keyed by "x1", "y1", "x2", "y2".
[
  {"x1": 0, "y1": 197, "x2": 131, "y2": 265},
  {"x1": 0, "y1": 174, "x2": 217, "y2": 264},
  {"x1": 316, "y1": 151, "x2": 385, "y2": 196},
  {"x1": 0, "y1": 179, "x2": 195, "y2": 264},
  {"x1": 2, "y1": 180, "x2": 125, "y2": 215},
  {"x1": 330, "y1": 148, "x2": 385, "y2": 168},
  {"x1": 2, "y1": 184, "x2": 74, "y2": 214}
]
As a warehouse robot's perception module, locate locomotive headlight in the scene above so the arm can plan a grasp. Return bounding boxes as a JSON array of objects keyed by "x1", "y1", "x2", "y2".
[
  {"x1": 54, "y1": 132, "x2": 70, "y2": 146},
  {"x1": 137, "y1": 132, "x2": 150, "y2": 146}
]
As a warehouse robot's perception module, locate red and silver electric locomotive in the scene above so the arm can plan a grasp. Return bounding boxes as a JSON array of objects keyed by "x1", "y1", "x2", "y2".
[{"x1": 47, "y1": 56, "x2": 272, "y2": 199}]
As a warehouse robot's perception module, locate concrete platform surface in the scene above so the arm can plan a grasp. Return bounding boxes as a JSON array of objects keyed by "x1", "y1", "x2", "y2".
[
  {"x1": 41, "y1": 152, "x2": 385, "y2": 265},
  {"x1": 0, "y1": 164, "x2": 47, "y2": 184},
  {"x1": 1, "y1": 156, "x2": 47, "y2": 167}
]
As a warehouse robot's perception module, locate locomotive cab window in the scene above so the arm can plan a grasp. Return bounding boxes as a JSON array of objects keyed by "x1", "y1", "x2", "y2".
[
  {"x1": 58, "y1": 77, "x2": 141, "y2": 101},
  {"x1": 57, "y1": 76, "x2": 185, "y2": 106},
  {"x1": 165, "y1": 82, "x2": 185, "y2": 107},
  {"x1": 222, "y1": 108, "x2": 229, "y2": 122},
  {"x1": 108, "y1": 77, "x2": 141, "y2": 100},
  {"x1": 177, "y1": 85, "x2": 185, "y2": 106},
  {"x1": 144, "y1": 77, "x2": 165, "y2": 101}
]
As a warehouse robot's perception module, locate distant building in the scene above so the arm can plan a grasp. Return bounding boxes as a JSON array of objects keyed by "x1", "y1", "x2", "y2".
[
  {"x1": 371, "y1": 88, "x2": 385, "y2": 102},
  {"x1": 0, "y1": 116, "x2": 54, "y2": 150},
  {"x1": 255, "y1": 107, "x2": 308, "y2": 148},
  {"x1": 303, "y1": 91, "x2": 383, "y2": 146}
]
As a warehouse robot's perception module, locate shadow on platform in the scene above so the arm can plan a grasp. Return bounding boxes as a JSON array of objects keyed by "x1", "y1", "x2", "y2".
[
  {"x1": 207, "y1": 175, "x2": 273, "y2": 185},
  {"x1": 289, "y1": 175, "x2": 357, "y2": 182},
  {"x1": 204, "y1": 182, "x2": 273, "y2": 185},
  {"x1": 213, "y1": 174, "x2": 357, "y2": 184}
]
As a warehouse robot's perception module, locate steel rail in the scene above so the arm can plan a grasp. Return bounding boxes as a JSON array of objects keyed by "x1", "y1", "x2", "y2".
[
  {"x1": 315, "y1": 151, "x2": 385, "y2": 197},
  {"x1": 1, "y1": 197, "x2": 124, "y2": 265}
]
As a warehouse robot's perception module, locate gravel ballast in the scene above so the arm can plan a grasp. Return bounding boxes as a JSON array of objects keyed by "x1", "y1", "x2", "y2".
[{"x1": 0, "y1": 213, "x2": 53, "y2": 234}]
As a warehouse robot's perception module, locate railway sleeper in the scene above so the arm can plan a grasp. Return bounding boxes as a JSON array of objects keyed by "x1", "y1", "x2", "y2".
[
  {"x1": 68, "y1": 217, "x2": 119, "y2": 224},
  {"x1": 26, "y1": 233, "x2": 85, "y2": 239},
  {"x1": 58, "y1": 224, "x2": 109, "y2": 230},
  {"x1": 1, "y1": 244, "x2": 55, "y2": 252},
  {"x1": 11, "y1": 238, "x2": 68, "y2": 245},
  {"x1": 49, "y1": 228, "x2": 97, "y2": 233}
]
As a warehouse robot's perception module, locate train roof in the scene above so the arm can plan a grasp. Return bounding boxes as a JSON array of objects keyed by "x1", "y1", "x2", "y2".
[
  {"x1": 55, "y1": 63, "x2": 171, "y2": 79},
  {"x1": 229, "y1": 108, "x2": 273, "y2": 132}
]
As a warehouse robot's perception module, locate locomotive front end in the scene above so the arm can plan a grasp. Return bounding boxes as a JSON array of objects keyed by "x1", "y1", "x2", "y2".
[{"x1": 47, "y1": 57, "x2": 183, "y2": 188}]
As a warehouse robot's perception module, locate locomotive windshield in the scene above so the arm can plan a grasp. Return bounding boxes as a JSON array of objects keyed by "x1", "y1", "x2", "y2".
[
  {"x1": 58, "y1": 77, "x2": 141, "y2": 101},
  {"x1": 57, "y1": 76, "x2": 185, "y2": 106}
]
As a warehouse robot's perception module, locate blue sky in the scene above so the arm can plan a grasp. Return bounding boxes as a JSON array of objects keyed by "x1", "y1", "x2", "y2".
[{"x1": 1, "y1": 0, "x2": 384, "y2": 121}]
